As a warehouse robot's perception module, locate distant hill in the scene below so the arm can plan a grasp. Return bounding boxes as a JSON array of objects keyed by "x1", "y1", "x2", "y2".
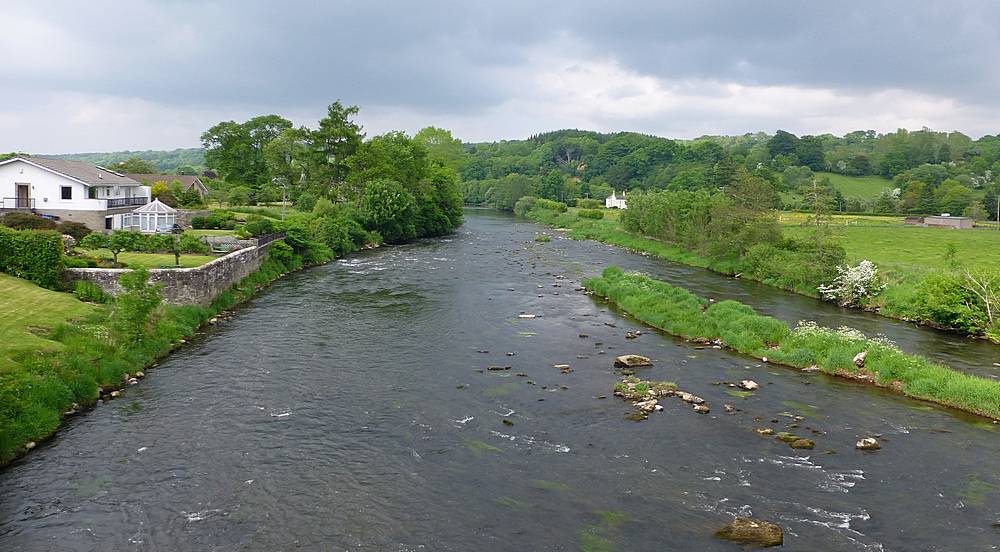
[{"x1": 43, "y1": 148, "x2": 206, "y2": 173}]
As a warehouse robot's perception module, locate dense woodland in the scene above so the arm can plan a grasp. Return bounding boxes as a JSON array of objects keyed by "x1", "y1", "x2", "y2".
[{"x1": 459, "y1": 128, "x2": 1000, "y2": 219}]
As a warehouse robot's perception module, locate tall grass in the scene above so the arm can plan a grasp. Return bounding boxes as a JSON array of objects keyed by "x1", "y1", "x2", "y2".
[
  {"x1": 584, "y1": 266, "x2": 1000, "y2": 419},
  {"x1": 0, "y1": 254, "x2": 301, "y2": 464}
]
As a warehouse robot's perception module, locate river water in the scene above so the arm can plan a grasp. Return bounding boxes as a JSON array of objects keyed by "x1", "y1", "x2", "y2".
[{"x1": 1, "y1": 210, "x2": 998, "y2": 551}]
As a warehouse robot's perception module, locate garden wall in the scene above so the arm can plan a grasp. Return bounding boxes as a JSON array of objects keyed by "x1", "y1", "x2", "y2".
[{"x1": 64, "y1": 241, "x2": 276, "y2": 305}]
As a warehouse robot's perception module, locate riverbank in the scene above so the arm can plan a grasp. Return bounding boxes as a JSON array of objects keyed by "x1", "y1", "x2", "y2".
[
  {"x1": 0, "y1": 248, "x2": 306, "y2": 466},
  {"x1": 524, "y1": 205, "x2": 1000, "y2": 342},
  {"x1": 584, "y1": 266, "x2": 1000, "y2": 420}
]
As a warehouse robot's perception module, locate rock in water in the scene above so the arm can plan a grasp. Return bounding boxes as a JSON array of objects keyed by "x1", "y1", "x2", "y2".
[
  {"x1": 614, "y1": 355, "x2": 652, "y2": 368},
  {"x1": 856, "y1": 437, "x2": 880, "y2": 450},
  {"x1": 789, "y1": 439, "x2": 815, "y2": 449},
  {"x1": 716, "y1": 518, "x2": 783, "y2": 547},
  {"x1": 739, "y1": 380, "x2": 759, "y2": 391},
  {"x1": 853, "y1": 351, "x2": 868, "y2": 368},
  {"x1": 693, "y1": 404, "x2": 710, "y2": 414}
]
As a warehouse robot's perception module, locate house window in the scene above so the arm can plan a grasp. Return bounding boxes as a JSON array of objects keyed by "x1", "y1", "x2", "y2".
[
  {"x1": 61, "y1": 186, "x2": 72, "y2": 200},
  {"x1": 88, "y1": 187, "x2": 97, "y2": 199},
  {"x1": 105, "y1": 217, "x2": 113, "y2": 230}
]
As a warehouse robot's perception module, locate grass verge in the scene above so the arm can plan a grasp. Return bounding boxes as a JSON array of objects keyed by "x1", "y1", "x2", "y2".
[{"x1": 584, "y1": 266, "x2": 1000, "y2": 419}]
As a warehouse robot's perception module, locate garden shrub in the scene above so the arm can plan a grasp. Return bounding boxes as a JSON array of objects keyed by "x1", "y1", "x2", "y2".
[
  {"x1": 578, "y1": 208, "x2": 604, "y2": 220},
  {"x1": 73, "y1": 280, "x2": 107, "y2": 303},
  {"x1": 244, "y1": 218, "x2": 275, "y2": 237},
  {"x1": 513, "y1": 196, "x2": 537, "y2": 216},
  {"x1": 534, "y1": 198, "x2": 568, "y2": 212},
  {"x1": 56, "y1": 221, "x2": 91, "y2": 241},
  {"x1": 577, "y1": 198, "x2": 603, "y2": 209},
  {"x1": 0, "y1": 226, "x2": 64, "y2": 288},
  {"x1": 0, "y1": 212, "x2": 57, "y2": 230}
]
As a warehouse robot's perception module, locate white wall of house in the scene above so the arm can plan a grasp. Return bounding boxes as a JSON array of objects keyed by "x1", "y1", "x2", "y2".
[
  {"x1": 0, "y1": 159, "x2": 95, "y2": 210},
  {"x1": 0, "y1": 159, "x2": 149, "y2": 211}
]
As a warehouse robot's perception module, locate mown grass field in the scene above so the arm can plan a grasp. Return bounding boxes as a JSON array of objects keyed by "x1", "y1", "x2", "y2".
[
  {"x1": 79, "y1": 249, "x2": 216, "y2": 268},
  {"x1": 0, "y1": 274, "x2": 96, "y2": 370},
  {"x1": 777, "y1": 212, "x2": 904, "y2": 226},
  {"x1": 184, "y1": 229, "x2": 236, "y2": 237},
  {"x1": 816, "y1": 172, "x2": 893, "y2": 199},
  {"x1": 783, "y1": 225, "x2": 1000, "y2": 274}
]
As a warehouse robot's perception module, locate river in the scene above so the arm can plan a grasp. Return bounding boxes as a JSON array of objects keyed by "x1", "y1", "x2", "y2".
[{"x1": 1, "y1": 210, "x2": 997, "y2": 551}]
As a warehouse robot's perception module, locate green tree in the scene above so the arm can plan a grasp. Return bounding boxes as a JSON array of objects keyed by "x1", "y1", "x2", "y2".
[
  {"x1": 109, "y1": 157, "x2": 156, "y2": 174},
  {"x1": 360, "y1": 179, "x2": 417, "y2": 243},
  {"x1": 227, "y1": 186, "x2": 252, "y2": 207},
  {"x1": 414, "y1": 127, "x2": 465, "y2": 170},
  {"x1": 201, "y1": 115, "x2": 293, "y2": 188},
  {"x1": 111, "y1": 269, "x2": 162, "y2": 346}
]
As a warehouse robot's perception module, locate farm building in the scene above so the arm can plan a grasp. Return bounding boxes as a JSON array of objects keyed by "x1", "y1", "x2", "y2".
[{"x1": 923, "y1": 215, "x2": 974, "y2": 229}]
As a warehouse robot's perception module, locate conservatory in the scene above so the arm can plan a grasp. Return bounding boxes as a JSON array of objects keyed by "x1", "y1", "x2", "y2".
[{"x1": 122, "y1": 198, "x2": 177, "y2": 233}]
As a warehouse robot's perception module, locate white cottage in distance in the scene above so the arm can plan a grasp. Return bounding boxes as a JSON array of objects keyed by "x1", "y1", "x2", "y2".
[
  {"x1": 0, "y1": 156, "x2": 151, "y2": 231},
  {"x1": 605, "y1": 190, "x2": 627, "y2": 209}
]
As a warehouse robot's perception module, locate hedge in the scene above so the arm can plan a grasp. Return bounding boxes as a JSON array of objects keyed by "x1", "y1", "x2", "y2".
[
  {"x1": 534, "y1": 198, "x2": 568, "y2": 212},
  {"x1": 578, "y1": 208, "x2": 605, "y2": 219},
  {"x1": 0, "y1": 227, "x2": 64, "y2": 288}
]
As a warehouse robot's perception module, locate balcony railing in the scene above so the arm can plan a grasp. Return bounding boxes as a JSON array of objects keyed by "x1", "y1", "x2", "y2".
[
  {"x1": 1, "y1": 197, "x2": 35, "y2": 210},
  {"x1": 105, "y1": 197, "x2": 150, "y2": 208}
]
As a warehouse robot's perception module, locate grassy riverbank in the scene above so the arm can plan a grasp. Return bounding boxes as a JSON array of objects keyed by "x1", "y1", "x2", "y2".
[
  {"x1": 525, "y1": 204, "x2": 1000, "y2": 339},
  {"x1": 584, "y1": 266, "x2": 1000, "y2": 419},
  {"x1": 0, "y1": 252, "x2": 303, "y2": 465}
]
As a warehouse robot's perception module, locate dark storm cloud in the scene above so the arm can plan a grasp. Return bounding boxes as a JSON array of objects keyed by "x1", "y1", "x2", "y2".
[{"x1": 2, "y1": 0, "x2": 1000, "y2": 151}]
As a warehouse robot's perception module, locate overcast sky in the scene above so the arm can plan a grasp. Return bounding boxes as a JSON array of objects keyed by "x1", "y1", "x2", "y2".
[{"x1": 3, "y1": 1, "x2": 1000, "y2": 153}]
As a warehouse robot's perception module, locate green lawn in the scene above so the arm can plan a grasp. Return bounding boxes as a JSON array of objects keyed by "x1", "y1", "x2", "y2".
[
  {"x1": 816, "y1": 172, "x2": 893, "y2": 199},
  {"x1": 778, "y1": 212, "x2": 904, "y2": 226},
  {"x1": 784, "y1": 225, "x2": 1000, "y2": 273},
  {"x1": 0, "y1": 274, "x2": 96, "y2": 370},
  {"x1": 80, "y1": 249, "x2": 216, "y2": 268}
]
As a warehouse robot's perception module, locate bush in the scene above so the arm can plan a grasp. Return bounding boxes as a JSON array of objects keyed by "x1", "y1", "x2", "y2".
[
  {"x1": 1, "y1": 212, "x2": 57, "y2": 230},
  {"x1": 191, "y1": 216, "x2": 208, "y2": 229},
  {"x1": 0, "y1": 226, "x2": 64, "y2": 288},
  {"x1": 577, "y1": 198, "x2": 603, "y2": 209},
  {"x1": 73, "y1": 280, "x2": 107, "y2": 303},
  {"x1": 513, "y1": 196, "x2": 537, "y2": 216},
  {"x1": 56, "y1": 221, "x2": 91, "y2": 241},
  {"x1": 534, "y1": 198, "x2": 568, "y2": 212},
  {"x1": 911, "y1": 271, "x2": 986, "y2": 333},
  {"x1": 110, "y1": 269, "x2": 162, "y2": 346},
  {"x1": 267, "y1": 240, "x2": 294, "y2": 266},
  {"x1": 244, "y1": 218, "x2": 275, "y2": 237},
  {"x1": 578, "y1": 208, "x2": 604, "y2": 220},
  {"x1": 817, "y1": 260, "x2": 885, "y2": 307}
]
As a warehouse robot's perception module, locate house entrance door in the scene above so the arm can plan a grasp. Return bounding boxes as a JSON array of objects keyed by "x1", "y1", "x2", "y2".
[{"x1": 16, "y1": 184, "x2": 30, "y2": 208}]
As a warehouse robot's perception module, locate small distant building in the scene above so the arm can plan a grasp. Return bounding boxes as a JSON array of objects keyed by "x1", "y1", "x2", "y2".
[
  {"x1": 923, "y1": 214, "x2": 974, "y2": 229},
  {"x1": 605, "y1": 190, "x2": 627, "y2": 209},
  {"x1": 125, "y1": 173, "x2": 209, "y2": 197}
]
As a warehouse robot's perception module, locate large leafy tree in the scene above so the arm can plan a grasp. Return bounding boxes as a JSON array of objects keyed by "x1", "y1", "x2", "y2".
[
  {"x1": 414, "y1": 127, "x2": 465, "y2": 170},
  {"x1": 201, "y1": 115, "x2": 292, "y2": 188}
]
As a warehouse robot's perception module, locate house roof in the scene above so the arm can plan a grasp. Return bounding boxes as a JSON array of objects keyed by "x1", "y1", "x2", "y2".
[
  {"x1": 125, "y1": 173, "x2": 205, "y2": 191},
  {"x1": 0, "y1": 156, "x2": 142, "y2": 186},
  {"x1": 132, "y1": 198, "x2": 177, "y2": 213}
]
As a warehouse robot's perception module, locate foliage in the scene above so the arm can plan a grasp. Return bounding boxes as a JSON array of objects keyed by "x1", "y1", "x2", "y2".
[
  {"x1": 49, "y1": 149, "x2": 205, "y2": 173},
  {"x1": 513, "y1": 196, "x2": 537, "y2": 216},
  {"x1": 73, "y1": 280, "x2": 107, "y2": 303},
  {"x1": 1, "y1": 212, "x2": 58, "y2": 230},
  {"x1": 577, "y1": 198, "x2": 603, "y2": 209},
  {"x1": 267, "y1": 240, "x2": 294, "y2": 266},
  {"x1": 108, "y1": 157, "x2": 156, "y2": 174},
  {"x1": 56, "y1": 221, "x2": 91, "y2": 241},
  {"x1": 818, "y1": 260, "x2": 886, "y2": 307},
  {"x1": 0, "y1": 227, "x2": 64, "y2": 288},
  {"x1": 110, "y1": 269, "x2": 162, "y2": 346},
  {"x1": 577, "y1": 208, "x2": 605, "y2": 219},
  {"x1": 534, "y1": 198, "x2": 568, "y2": 212},
  {"x1": 244, "y1": 217, "x2": 275, "y2": 237}
]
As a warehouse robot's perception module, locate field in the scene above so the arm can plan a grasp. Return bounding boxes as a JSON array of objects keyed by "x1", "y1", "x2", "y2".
[
  {"x1": 79, "y1": 249, "x2": 216, "y2": 269},
  {"x1": 778, "y1": 212, "x2": 904, "y2": 226},
  {"x1": 0, "y1": 274, "x2": 96, "y2": 370},
  {"x1": 816, "y1": 172, "x2": 893, "y2": 199},
  {"x1": 784, "y1": 225, "x2": 1000, "y2": 273},
  {"x1": 185, "y1": 229, "x2": 237, "y2": 237}
]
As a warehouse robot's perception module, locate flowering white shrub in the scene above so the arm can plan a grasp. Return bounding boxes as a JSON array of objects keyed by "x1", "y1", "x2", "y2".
[
  {"x1": 817, "y1": 260, "x2": 886, "y2": 307},
  {"x1": 792, "y1": 321, "x2": 899, "y2": 351}
]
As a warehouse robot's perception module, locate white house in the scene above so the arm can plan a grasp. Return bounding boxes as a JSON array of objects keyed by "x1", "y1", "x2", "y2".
[
  {"x1": 0, "y1": 157, "x2": 151, "y2": 231},
  {"x1": 605, "y1": 190, "x2": 627, "y2": 209}
]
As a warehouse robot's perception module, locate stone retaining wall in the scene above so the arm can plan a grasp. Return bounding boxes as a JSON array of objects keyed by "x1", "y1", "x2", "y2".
[{"x1": 65, "y1": 241, "x2": 276, "y2": 305}]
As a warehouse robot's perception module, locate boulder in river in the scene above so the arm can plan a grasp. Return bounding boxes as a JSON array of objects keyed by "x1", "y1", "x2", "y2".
[
  {"x1": 614, "y1": 354, "x2": 652, "y2": 368},
  {"x1": 739, "y1": 380, "x2": 759, "y2": 391},
  {"x1": 789, "y1": 438, "x2": 815, "y2": 449},
  {"x1": 693, "y1": 404, "x2": 710, "y2": 414},
  {"x1": 856, "y1": 437, "x2": 880, "y2": 450},
  {"x1": 715, "y1": 517, "x2": 783, "y2": 547}
]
